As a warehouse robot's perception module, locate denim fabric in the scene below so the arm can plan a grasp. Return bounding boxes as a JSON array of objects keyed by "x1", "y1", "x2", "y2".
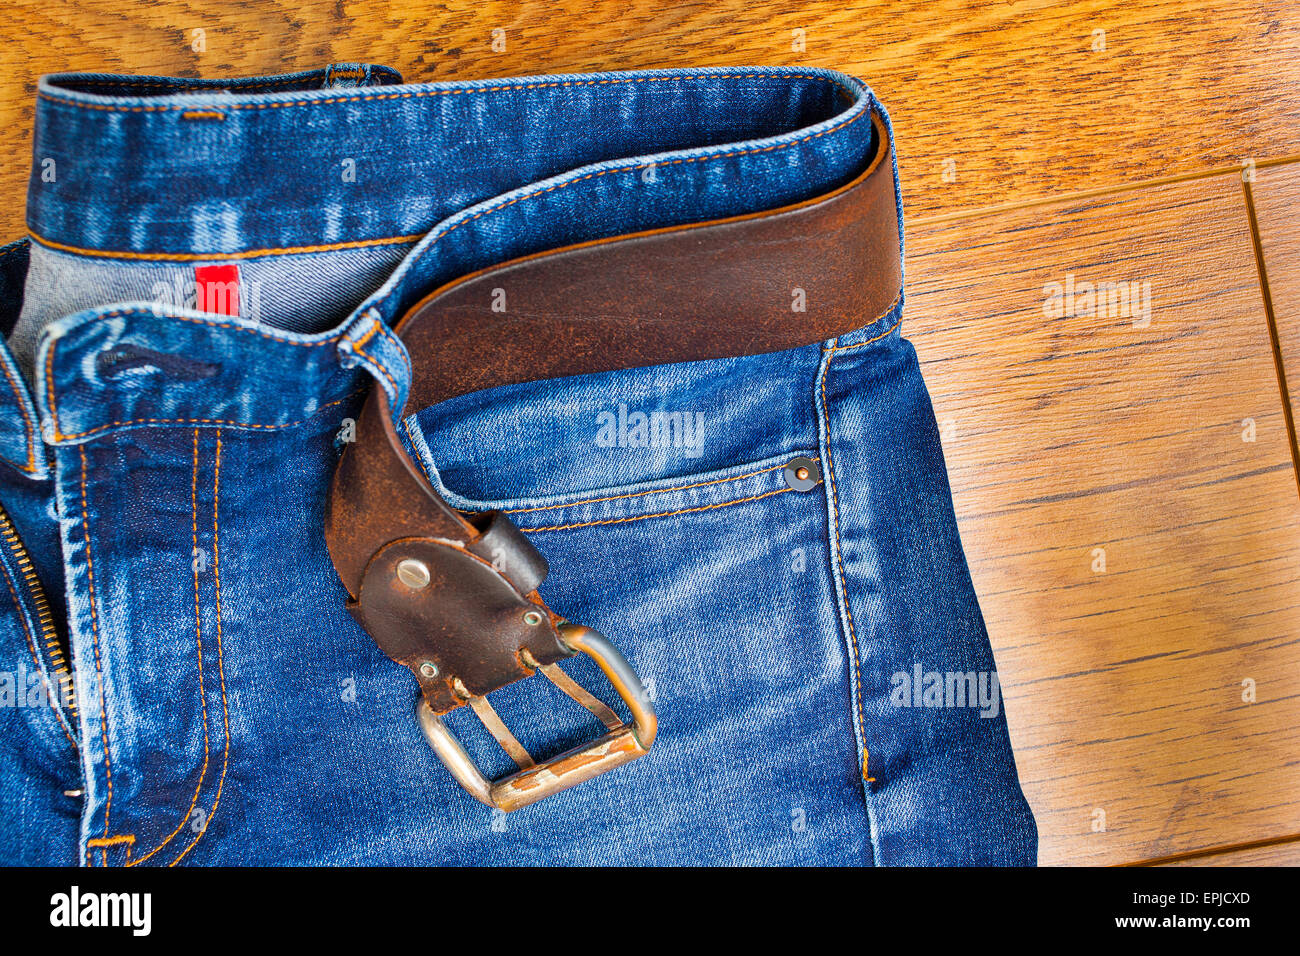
[{"x1": 0, "y1": 64, "x2": 1036, "y2": 865}]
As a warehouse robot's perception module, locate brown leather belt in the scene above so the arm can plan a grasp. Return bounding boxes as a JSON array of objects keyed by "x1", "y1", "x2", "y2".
[{"x1": 323, "y1": 112, "x2": 900, "y2": 810}]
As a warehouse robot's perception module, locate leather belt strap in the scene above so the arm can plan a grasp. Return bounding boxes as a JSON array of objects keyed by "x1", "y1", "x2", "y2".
[{"x1": 323, "y1": 111, "x2": 899, "y2": 801}]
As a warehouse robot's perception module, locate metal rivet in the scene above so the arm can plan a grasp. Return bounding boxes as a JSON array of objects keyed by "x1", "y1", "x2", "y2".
[
  {"x1": 783, "y1": 456, "x2": 822, "y2": 492},
  {"x1": 396, "y1": 558, "x2": 430, "y2": 589},
  {"x1": 523, "y1": 610, "x2": 544, "y2": 626},
  {"x1": 419, "y1": 661, "x2": 439, "y2": 679}
]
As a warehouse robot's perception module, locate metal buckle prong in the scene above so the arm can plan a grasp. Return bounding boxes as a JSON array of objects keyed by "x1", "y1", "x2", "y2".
[{"x1": 418, "y1": 622, "x2": 656, "y2": 811}]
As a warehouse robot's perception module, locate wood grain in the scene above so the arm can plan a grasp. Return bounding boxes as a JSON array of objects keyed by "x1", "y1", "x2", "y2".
[
  {"x1": 1155, "y1": 837, "x2": 1300, "y2": 866},
  {"x1": 3, "y1": 0, "x2": 1300, "y2": 866},
  {"x1": 905, "y1": 171, "x2": 1300, "y2": 866},
  {"x1": 1250, "y1": 163, "x2": 1300, "y2": 442},
  {"x1": 3, "y1": 1, "x2": 1300, "y2": 238}
]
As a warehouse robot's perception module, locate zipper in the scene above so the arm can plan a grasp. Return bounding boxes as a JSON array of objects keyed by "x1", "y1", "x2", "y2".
[{"x1": 0, "y1": 502, "x2": 76, "y2": 719}]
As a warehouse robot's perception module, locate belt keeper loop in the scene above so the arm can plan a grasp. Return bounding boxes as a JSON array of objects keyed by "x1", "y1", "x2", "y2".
[{"x1": 467, "y1": 510, "x2": 548, "y2": 595}]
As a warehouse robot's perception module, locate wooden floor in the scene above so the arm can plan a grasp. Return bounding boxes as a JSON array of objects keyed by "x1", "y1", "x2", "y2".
[{"x1": 4, "y1": 1, "x2": 1299, "y2": 866}]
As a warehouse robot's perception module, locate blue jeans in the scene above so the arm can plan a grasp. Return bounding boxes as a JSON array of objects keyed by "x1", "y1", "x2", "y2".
[{"x1": 0, "y1": 63, "x2": 1036, "y2": 865}]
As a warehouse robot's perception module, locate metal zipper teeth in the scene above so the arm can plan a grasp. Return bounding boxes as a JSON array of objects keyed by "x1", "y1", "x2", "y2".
[{"x1": 0, "y1": 504, "x2": 77, "y2": 719}]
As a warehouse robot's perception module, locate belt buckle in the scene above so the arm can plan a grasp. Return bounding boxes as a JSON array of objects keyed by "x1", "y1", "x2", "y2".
[{"x1": 417, "y1": 622, "x2": 657, "y2": 812}]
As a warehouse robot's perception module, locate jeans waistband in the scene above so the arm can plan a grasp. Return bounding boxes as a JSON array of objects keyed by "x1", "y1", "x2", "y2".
[
  {"x1": 30, "y1": 63, "x2": 878, "y2": 259},
  {"x1": 5, "y1": 64, "x2": 899, "y2": 478}
]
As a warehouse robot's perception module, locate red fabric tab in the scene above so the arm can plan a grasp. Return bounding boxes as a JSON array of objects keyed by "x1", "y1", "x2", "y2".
[{"x1": 194, "y1": 264, "x2": 240, "y2": 317}]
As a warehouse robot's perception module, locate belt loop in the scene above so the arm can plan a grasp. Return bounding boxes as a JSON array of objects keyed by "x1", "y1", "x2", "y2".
[
  {"x1": 338, "y1": 310, "x2": 410, "y2": 414},
  {"x1": 323, "y1": 63, "x2": 403, "y2": 89}
]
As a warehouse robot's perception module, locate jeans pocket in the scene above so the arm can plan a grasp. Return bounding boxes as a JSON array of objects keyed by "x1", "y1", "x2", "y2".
[{"x1": 415, "y1": 440, "x2": 878, "y2": 863}]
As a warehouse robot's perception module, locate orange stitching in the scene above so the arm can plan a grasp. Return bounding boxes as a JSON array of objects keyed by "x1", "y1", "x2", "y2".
[
  {"x1": 342, "y1": 93, "x2": 867, "y2": 412},
  {"x1": 362, "y1": 351, "x2": 400, "y2": 402},
  {"x1": 128, "y1": 430, "x2": 210, "y2": 866},
  {"x1": 39, "y1": 72, "x2": 857, "y2": 115},
  {"x1": 180, "y1": 110, "x2": 226, "y2": 121},
  {"x1": 342, "y1": 322, "x2": 404, "y2": 413},
  {"x1": 43, "y1": 343, "x2": 57, "y2": 439},
  {"x1": 521, "y1": 486, "x2": 794, "y2": 532},
  {"x1": 370, "y1": 319, "x2": 421, "y2": 455},
  {"x1": 78, "y1": 445, "x2": 115, "y2": 837},
  {"x1": 31, "y1": 78, "x2": 868, "y2": 265},
  {"x1": 59, "y1": 306, "x2": 347, "y2": 349},
  {"x1": 818, "y1": 347, "x2": 874, "y2": 783},
  {"x1": 46, "y1": 376, "x2": 359, "y2": 443},
  {"x1": 86, "y1": 834, "x2": 134, "y2": 847},
  {"x1": 55, "y1": 409, "x2": 350, "y2": 443},
  {"x1": 173, "y1": 429, "x2": 230, "y2": 865},
  {"x1": 826, "y1": 299, "x2": 902, "y2": 352},
  {"x1": 0, "y1": 355, "x2": 37, "y2": 474},
  {"x1": 41, "y1": 85, "x2": 871, "y2": 440},
  {"x1": 368, "y1": 322, "x2": 413, "y2": 399},
  {"x1": 413, "y1": 104, "x2": 869, "y2": 261},
  {"x1": 501, "y1": 461, "x2": 798, "y2": 514},
  {"x1": 372, "y1": 319, "x2": 411, "y2": 371},
  {"x1": 400, "y1": 418, "x2": 422, "y2": 466},
  {"x1": 63, "y1": 74, "x2": 326, "y2": 90},
  {"x1": 351, "y1": 321, "x2": 383, "y2": 351},
  {"x1": 29, "y1": 230, "x2": 422, "y2": 262},
  {"x1": 350, "y1": 317, "x2": 412, "y2": 397},
  {"x1": 44, "y1": 307, "x2": 353, "y2": 440},
  {"x1": 351, "y1": 340, "x2": 402, "y2": 406},
  {"x1": 0, "y1": 556, "x2": 77, "y2": 748}
]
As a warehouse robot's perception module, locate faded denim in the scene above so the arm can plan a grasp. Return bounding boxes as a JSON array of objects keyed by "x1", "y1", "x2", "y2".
[{"x1": 0, "y1": 64, "x2": 1036, "y2": 865}]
